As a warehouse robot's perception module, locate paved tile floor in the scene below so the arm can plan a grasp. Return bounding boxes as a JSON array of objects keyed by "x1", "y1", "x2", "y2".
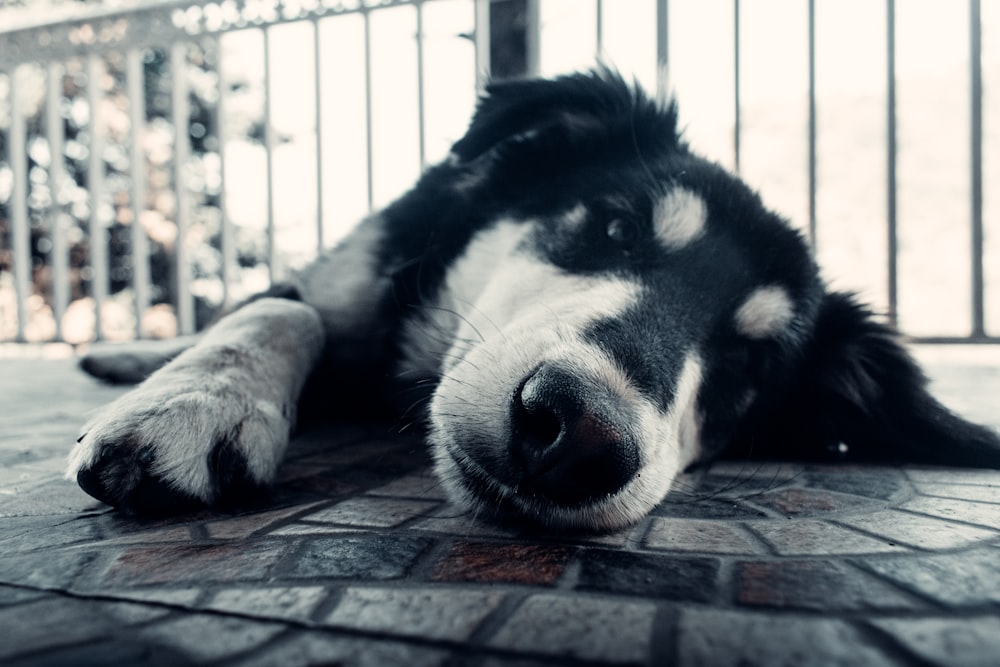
[{"x1": 1, "y1": 349, "x2": 999, "y2": 666}]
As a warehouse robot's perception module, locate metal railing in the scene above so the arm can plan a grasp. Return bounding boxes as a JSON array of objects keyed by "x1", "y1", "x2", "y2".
[{"x1": 0, "y1": 0, "x2": 996, "y2": 344}]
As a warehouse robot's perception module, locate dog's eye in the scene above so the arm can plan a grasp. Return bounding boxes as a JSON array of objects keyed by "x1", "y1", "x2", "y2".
[{"x1": 606, "y1": 219, "x2": 637, "y2": 248}]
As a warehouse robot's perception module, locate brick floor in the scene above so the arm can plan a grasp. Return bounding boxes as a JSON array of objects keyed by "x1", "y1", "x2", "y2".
[{"x1": 1, "y1": 354, "x2": 999, "y2": 665}]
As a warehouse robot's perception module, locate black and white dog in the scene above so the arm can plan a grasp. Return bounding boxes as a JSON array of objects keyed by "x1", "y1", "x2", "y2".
[{"x1": 68, "y1": 71, "x2": 1000, "y2": 531}]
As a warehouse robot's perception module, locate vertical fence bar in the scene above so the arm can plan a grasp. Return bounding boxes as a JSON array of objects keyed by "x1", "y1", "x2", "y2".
[
  {"x1": 807, "y1": 0, "x2": 817, "y2": 252},
  {"x1": 596, "y1": 0, "x2": 604, "y2": 60},
  {"x1": 127, "y1": 48, "x2": 151, "y2": 338},
  {"x1": 47, "y1": 63, "x2": 69, "y2": 342},
  {"x1": 10, "y1": 66, "x2": 31, "y2": 342},
  {"x1": 171, "y1": 43, "x2": 194, "y2": 335},
  {"x1": 886, "y1": 0, "x2": 899, "y2": 328},
  {"x1": 474, "y1": 0, "x2": 491, "y2": 90},
  {"x1": 262, "y1": 27, "x2": 278, "y2": 281},
  {"x1": 415, "y1": 0, "x2": 427, "y2": 170},
  {"x1": 656, "y1": 0, "x2": 669, "y2": 103},
  {"x1": 87, "y1": 54, "x2": 108, "y2": 340},
  {"x1": 969, "y1": 0, "x2": 984, "y2": 337},
  {"x1": 525, "y1": 0, "x2": 540, "y2": 76},
  {"x1": 312, "y1": 19, "x2": 326, "y2": 251},
  {"x1": 217, "y1": 37, "x2": 235, "y2": 307},
  {"x1": 363, "y1": 8, "x2": 375, "y2": 211},
  {"x1": 733, "y1": 0, "x2": 741, "y2": 174}
]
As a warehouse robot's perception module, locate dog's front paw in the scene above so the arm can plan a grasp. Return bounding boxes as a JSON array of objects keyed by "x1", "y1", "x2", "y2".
[{"x1": 67, "y1": 379, "x2": 291, "y2": 515}]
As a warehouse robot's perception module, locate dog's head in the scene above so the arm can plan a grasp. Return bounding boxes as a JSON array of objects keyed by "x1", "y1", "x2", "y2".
[{"x1": 423, "y1": 71, "x2": 1000, "y2": 532}]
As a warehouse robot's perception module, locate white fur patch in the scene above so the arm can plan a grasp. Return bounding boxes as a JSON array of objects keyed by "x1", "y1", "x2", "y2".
[
  {"x1": 561, "y1": 203, "x2": 588, "y2": 230},
  {"x1": 674, "y1": 354, "x2": 705, "y2": 463},
  {"x1": 452, "y1": 166, "x2": 490, "y2": 194},
  {"x1": 622, "y1": 351, "x2": 704, "y2": 517},
  {"x1": 401, "y1": 218, "x2": 643, "y2": 381},
  {"x1": 397, "y1": 220, "x2": 530, "y2": 380},
  {"x1": 653, "y1": 188, "x2": 707, "y2": 250},
  {"x1": 735, "y1": 286, "x2": 795, "y2": 339},
  {"x1": 448, "y1": 251, "x2": 641, "y2": 364}
]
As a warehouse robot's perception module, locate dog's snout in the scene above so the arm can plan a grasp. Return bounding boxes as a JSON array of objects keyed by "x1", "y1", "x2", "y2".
[{"x1": 512, "y1": 365, "x2": 639, "y2": 506}]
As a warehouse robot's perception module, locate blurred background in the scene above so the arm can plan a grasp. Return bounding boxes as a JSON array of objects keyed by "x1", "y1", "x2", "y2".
[{"x1": 0, "y1": 0, "x2": 997, "y2": 347}]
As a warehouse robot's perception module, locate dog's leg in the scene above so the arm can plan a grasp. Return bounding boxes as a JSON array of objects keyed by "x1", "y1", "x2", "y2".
[
  {"x1": 65, "y1": 298, "x2": 324, "y2": 514},
  {"x1": 79, "y1": 335, "x2": 201, "y2": 384},
  {"x1": 77, "y1": 284, "x2": 306, "y2": 384}
]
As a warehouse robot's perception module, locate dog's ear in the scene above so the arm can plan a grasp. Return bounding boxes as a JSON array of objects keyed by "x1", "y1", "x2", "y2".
[
  {"x1": 774, "y1": 291, "x2": 1000, "y2": 467},
  {"x1": 449, "y1": 69, "x2": 683, "y2": 164}
]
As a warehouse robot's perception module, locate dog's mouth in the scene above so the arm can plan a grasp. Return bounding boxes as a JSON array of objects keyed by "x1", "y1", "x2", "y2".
[
  {"x1": 431, "y1": 361, "x2": 658, "y2": 532},
  {"x1": 436, "y1": 441, "x2": 637, "y2": 533},
  {"x1": 429, "y1": 340, "x2": 704, "y2": 532}
]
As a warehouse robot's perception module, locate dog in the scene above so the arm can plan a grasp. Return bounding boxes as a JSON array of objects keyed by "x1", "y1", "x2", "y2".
[{"x1": 67, "y1": 70, "x2": 1000, "y2": 531}]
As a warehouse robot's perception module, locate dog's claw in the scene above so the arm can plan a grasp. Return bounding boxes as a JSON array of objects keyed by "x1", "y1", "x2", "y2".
[
  {"x1": 74, "y1": 441, "x2": 208, "y2": 516},
  {"x1": 208, "y1": 439, "x2": 269, "y2": 508},
  {"x1": 76, "y1": 465, "x2": 117, "y2": 508}
]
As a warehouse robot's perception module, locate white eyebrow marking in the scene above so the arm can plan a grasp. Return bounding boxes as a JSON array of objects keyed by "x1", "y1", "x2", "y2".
[
  {"x1": 735, "y1": 286, "x2": 795, "y2": 338},
  {"x1": 561, "y1": 203, "x2": 588, "y2": 229},
  {"x1": 653, "y1": 188, "x2": 707, "y2": 250}
]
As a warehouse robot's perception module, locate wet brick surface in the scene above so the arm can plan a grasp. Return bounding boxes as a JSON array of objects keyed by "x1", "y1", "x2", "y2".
[
  {"x1": 324, "y1": 587, "x2": 506, "y2": 641},
  {"x1": 869, "y1": 617, "x2": 1000, "y2": 666},
  {"x1": 576, "y1": 551, "x2": 721, "y2": 602},
  {"x1": 430, "y1": 542, "x2": 576, "y2": 585},
  {"x1": 280, "y1": 534, "x2": 434, "y2": 580},
  {"x1": 1, "y1": 356, "x2": 999, "y2": 665},
  {"x1": 487, "y1": 593, "x2": 659, "y2": 663},
  {"x1": 735, "y1": 559, "x2": 921, "y2": 611},
  {"x1": 675, "y1": 608, "x2": 898, "y2": 666}
]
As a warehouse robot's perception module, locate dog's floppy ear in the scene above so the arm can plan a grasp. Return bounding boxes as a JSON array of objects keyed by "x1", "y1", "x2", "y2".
[
  {"x1": 781, "y1": 291, "x2": 1000, "y2": 467},
  {"x1": 449, "y1": 69, "x2": 683, "y2": 164}
]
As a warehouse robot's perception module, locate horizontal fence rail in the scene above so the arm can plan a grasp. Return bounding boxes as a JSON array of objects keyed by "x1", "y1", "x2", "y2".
[{"x1": 0, "y1": 0, "x2": 996, "y2": 345}]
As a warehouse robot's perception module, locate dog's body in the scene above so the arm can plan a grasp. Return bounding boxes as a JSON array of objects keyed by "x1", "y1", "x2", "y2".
[{"x1": 68, "y1": 71, "x2": 1000, "y2": 531}]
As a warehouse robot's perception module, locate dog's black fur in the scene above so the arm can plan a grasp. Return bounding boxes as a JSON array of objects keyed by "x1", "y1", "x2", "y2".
[{"x1": 70, "y1": 71, "x2": 1000, "y2": 531}]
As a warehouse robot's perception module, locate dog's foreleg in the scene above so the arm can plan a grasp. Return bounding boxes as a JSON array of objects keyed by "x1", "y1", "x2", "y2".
[
  {"x1": 66, "y1": 298, "x2": 325, "y2": 514},
  {"x1": 79, "y1": 335, "x2": 201, "y2": 384}
]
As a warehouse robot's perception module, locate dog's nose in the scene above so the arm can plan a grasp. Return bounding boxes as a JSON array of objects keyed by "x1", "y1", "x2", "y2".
[{"x1": 512, "y1": 364, "x2": 639, "y2": 506}]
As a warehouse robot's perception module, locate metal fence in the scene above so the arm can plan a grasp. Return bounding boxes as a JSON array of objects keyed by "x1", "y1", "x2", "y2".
[{"x1": 0, "y1": 0, "x2": 997, "y2": 344}]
